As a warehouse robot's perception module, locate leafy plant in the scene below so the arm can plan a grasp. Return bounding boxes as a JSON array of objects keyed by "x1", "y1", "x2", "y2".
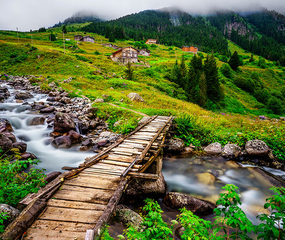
[
  {"x1": 0, "y1": 158, "x2": 46, "y2": 207},
  {"x1": 0, "y1": 212, "x2": 9, "y2": 233},
  {"x1": 256, "y1": 187, "x2": 285, "y2": 240},
  {"x1": 214, "y1": 184, "x2": 255, "y2": 239}
]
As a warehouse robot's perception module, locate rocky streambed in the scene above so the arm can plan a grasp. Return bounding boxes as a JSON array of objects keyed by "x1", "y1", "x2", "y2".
[{"x1": 1, "y1": 75, "x2": 285, "y2": 238}]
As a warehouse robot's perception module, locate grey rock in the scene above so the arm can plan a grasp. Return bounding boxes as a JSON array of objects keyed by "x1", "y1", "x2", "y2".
[
  {"x1": 40, "y1": 107, "x2": 55, "y2": 113},
  {"x1": 14, "y1": 91, "x2": 33, "y2": 100},
  {"x1": 163, "y1": 192, "x2": 216, "y2": 214},
  {"x1": 51, "y1": 136, "x2": 72, "y2": 148},
  {"x1": 116, "y1": 205, "x2": 143, "y2": 230},
  {"x1": 127, "y1": 92, "x2": 145, "y2": 102},
  {"x1": 245, "y1": 140, "x2": 270, "y2": 156},
  {"x1": 222, "y1": 144, "x2": 241, "y2": 158},
  {"x1": 165, "y1": 138, "x2": 185, "y2": 152},
  {"x1": 54, "y1": 112, "x2": 75, "y2": 133},
  {"x1": 204, "y1": 142, "x2": 222, "y2": 155},
  {"x1": 0, "y1": 133, "x2": 12, "y2": 151},
  {"x1": 12, "y1": 142, "x2": 27, "y2": 153},
  {"x1": 0, "y1": 118, "x2": 13, "y2": 132},
  {"x1": 29, "y1": 116, "x2": 46, "y2": 125},
  {"x1": 0, "y1": 204, "x2": 20, "y2": 227},
  {"x1": 94, "y1": 98, "x2": 104, "y2": 103}
]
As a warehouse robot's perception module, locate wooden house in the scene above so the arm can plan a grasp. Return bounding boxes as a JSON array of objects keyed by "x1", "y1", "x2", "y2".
[
  {"x1": 74, "y1": 35, "x2": 83, "y2": 41},
  {"x1": 82, "y1": 36, "x2": 95, "y2": 43},
  {"x1": 145, "y1": 39, "x2": 157, "y2": 44},
  {"x1": 182, "y1": 46, "x2": 198, "y2": 54},
  {"x1": 111, "y1": 46, "x2": 139, "y2": 64},
  {"x1": 139, "y1": 49, "x2": 150, "y2": 56}
]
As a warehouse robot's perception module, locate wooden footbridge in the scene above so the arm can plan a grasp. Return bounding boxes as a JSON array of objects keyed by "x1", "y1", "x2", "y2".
[{"x1": 3, "y1": 116, "x2": 172, "y2": 240}]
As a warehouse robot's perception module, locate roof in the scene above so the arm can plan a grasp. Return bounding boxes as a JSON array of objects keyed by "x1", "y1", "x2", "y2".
[
  {"x1": 112, "y1": 46, "x2": 139, "y2": 56},
  {"x1": 83, "y1": 36, "x2": 94, "y2": 40}
]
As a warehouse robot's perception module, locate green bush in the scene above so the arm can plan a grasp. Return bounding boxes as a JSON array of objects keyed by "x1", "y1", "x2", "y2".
[
  {"x1": 233, "y1": 76, "x2": 255, "y2": 93},
  {"x1": 74, "y1": 49, "x2": 86, "y2": 54},
  {"x1": 220, "y1": 63, "x2": 233, "y2": 79},
  {"x1": 0, "y1": 158, "x2": 46, "y2": 207},
  {"x1": 267, "y1": 97, "x2": 283, "y2": 114},
  {"x1": 254, "y1": 88, "x2": 270, "y2": 104},
  {"x1": 75, "y1": 54, "x2": 90, "y2": 62}
]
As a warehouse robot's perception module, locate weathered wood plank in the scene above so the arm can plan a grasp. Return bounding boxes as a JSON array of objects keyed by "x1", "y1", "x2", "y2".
[
  {"x1": 47, "y1": 199, "x2": 106, "y2": 211},
  {"x1": 24, "y1": 228, "x2": 87, "y2": 240},
  {"x1": 39, "y1": 207, "x2": 103, "y2": 223},
  {"x1": 101, "y1": 159, "x2": 141, "y2": 169},
  {"x1": 128, "y1": 172, "x2": 159, "y2": 180},
  {"x1": 52, "y1": 188, "x2": 113, "y2": 204},
  {"x1": 64, "y1": 175, "x2": 120, "y2": 190},
  {"x1": 27, "y1": 219, "x2": 95, "y2": 232},
  {"x1": 90, "y1": 162, "x2": 127, "y2": 170},
  {"x1": 123, "y1": 139, "x2": 151, "y2": 145},
  {"x1": 82, "y1": 169, "x2": 123, "y2": 176},
  {"x1": 111, "y1": 147, "x2": 142, "y2": 153},
  {"x1": 107, "y1": 154, "x2": 135, "y2": 162},
  {"x1": 111, "y1": 151, "x2": 134, "y2": 156}
]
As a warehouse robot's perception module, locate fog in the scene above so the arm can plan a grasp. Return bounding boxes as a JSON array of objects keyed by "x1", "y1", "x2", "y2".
[{"x1": 0, "y1": 0, "x2": 285, "y2": 31}]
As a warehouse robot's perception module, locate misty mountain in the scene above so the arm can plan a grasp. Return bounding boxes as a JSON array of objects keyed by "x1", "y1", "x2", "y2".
[
  {"x1": 82, "y1": 9, "x2": 229, "y2": 55},
  {"x1": 53, "y1": 11, "x2": 102, "y2": 28}
]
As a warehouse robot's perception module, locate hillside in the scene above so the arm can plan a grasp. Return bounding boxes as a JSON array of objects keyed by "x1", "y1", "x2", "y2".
[{"x1": 0, "y1": 23, "x2": 284, "y2": 161}]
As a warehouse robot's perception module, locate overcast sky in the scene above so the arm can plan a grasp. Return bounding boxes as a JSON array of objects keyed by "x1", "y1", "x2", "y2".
[{"x1": 1, "y1": 0, "x2": 285, "y2": 31}]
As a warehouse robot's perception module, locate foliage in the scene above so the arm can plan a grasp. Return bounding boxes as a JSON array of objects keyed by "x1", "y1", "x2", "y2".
[
  {"x1": 214, "y1": 184, "x2": 255, "y2": 239},
  {"x1": 220, "y1": 63, "x2": 233, "y2": 79},
  {"x1": 228, "y1": 51, "x2": 242, "y2": 71},
  {"x1": 256, "y1": 187, "x2": 285, "y2": 240},
  {"x1": 267, "y1": 97, "x2": 284, "y2": 114},
  {"x1": 124, "y1": 62, "x2": 134, "y2": 80},
  {"x1": 0, "y1": 212, "x2": 9, "y2": 233},
  {"x1": 38, "y1": 27, "x2": 46, "y2": 32},
  {"x1": 0, "y1": 158, "x2": 46, "y2": 207},
  {"x1": 48, "y1": 33, "x2": 56, "y2": 41}
]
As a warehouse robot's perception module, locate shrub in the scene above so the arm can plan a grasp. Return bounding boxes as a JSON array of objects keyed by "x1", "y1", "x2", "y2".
[
  {"x1": 74, "y1": 49, "x2": 86, "y2": 54},
  {"x1": 254, "y1": 88, "x2": 270, "y2": 104},
  {"x1": 220, "y1": 63, "x2": 233, "y2": 79},
  {"x1": 0, "y1": 158, "x2": 46, "y2": 207},
  {"x1": 267, "y1": 97, "x2": 283, "y2": 114},
  {"x1": 233, "y1": 76, "x2": 255, "y2": 93}
]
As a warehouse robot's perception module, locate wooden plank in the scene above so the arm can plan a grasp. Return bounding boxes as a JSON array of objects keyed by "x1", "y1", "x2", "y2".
[
  {"x1": 124, "y1": 139, "x2": 151, "y2": 145},
  {"x1": 118, "y1": 144, "x2": 145, "y2": 149},
  {"x1": 82, "y1": 169, "x2": 123, "y2": 176},
  {"x1": 91, "y1": 162, "x2": 127, "y2": 170},
  {"x1": 86, "y1": 229, "x2": 95, "y2": 240},
  {"x1": 101, "y1": 159, "x2": 141, "y2": 169},
  {"x1": 59, "y1": 184, "x2": 118, "y2": 193},
  {"x1": 128, "y1": 172, "x2": 159, "y2": 180},
  {"x1": 52, "y1": 188, "x2": 113, "y2": 204},
  {"x1": 64, "y1": 175, "x2": 120, "y2": 190},
  {"x1": 93, "y1": 179, "x2": 128, "y2": 239},
  {"x1": 24, "y1": 228, "x2": 87, "y2": 240},
  {"x1": 27, "y1": 219, "x2": 95, "y2": 232},
  {"x1": 39, "y1": 207, "x2": 103, "y2": 223},
  {"x1": 111, "y1": 151, "x2": 134, "y2": 156},
  {"x1": 77, "y1": 172, "x2": 121, "y2": 179},
  {"x1": 111, "y1": 147, "x2": 142, "y2": 153},
  {"x1": 128, "y1": 136, "x2": 153, "y2": 140},
  {"x1": 107, "y1": 154, "x2": 135, "y2": 162},
  {"x1": 47, "y1": 199, "x2": 106, "y2": 211}
]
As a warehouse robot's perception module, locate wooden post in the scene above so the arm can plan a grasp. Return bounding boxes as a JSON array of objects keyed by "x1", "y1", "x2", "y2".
[
  {"x1": 63, "y1": 32, "x2": 65, "y2": 54},
  {"x1": 16, "y1": 27, "x2": 19, "y2": 43}
]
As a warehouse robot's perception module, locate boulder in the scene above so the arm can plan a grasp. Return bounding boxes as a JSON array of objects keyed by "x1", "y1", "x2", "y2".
[
  {"x1": 127, "y1": 92, "x2": 145, "y2": 102},
  {"x1": 115, "y1": 205, "x2": 143, "y2": 230},
  {"x1": 94, "y1": 98, "x2": 104, "y2": 103},
  {"x1": 40, "y1": 107, "x2": 55, "y2": 113},
  {"x1": 165, "y1": 138, "x2": 185, "y2": 152},
  {"x1": 45, "y1": 171, "x2": 62, "y2": 183},
  {"x1": 163, "y1": 192, "x2": 216, "y2": 214},
  {"x1": 204, "y1": 142, "x2": 222, "y2": 155},
  {"x1": 0, "y1": 118, "x2": 13, "y2": 132},
  {"x1": 3, "y1": 132, "x2": 16, "y2": 143},
  {"x1": 65, "y1": 130, "x2": 82, "y2": 144},
  {"x1": 96, "y1": 131, "x2": 121, "y2": 143},
  {"x1": 222, "y1": 144, "x2": 241, "y2": 158},
  {"x1": 123, "y1": 172, "x2": 166, "y2": 203},
  {"x1": 14, "y1": 91, "x2": 33, "y2": 100},
  {"x1": 21, "y1": 152, "x2": 36, "y2": 160},
  {"x1": 245, "y1": 140, "x2": 270, "y2": 156},
  {"x1": 51, "y1": 136, "x2": 72, "y2": 148},
  {"x1": 196, "y1": 173, "x2": 216, "y2": 185},
  {"x1": 0, "y1": 204, "x2": 20, "y2": 227},
  {"x1": 12, "y1": 142, "x2": 27, "y2": 153},
  {"x1": 29, "y1": 116, "x2": 46, "y2": 125},
  {"x1": 53, "y1": 112, "x2": 76, "y2": 133},
  {"x1": 0, "y1": 133, "x2": 12, "y2": 151}
]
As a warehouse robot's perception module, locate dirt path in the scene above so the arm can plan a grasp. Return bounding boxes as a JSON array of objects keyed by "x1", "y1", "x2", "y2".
[{"x1": 108, "y1": 103, "x2": 149, "y2": 117}]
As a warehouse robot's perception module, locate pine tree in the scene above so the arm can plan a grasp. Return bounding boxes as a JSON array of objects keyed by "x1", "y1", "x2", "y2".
[
  {"x1": 125, "y1": 62, "x2": 134, "y2": 80},
  {"x1": 228, "y1": 51, "x2": 241, "y2": 71},
  {"x1": 62, "y1": 25, "x2": 67, "y2": 34},
  {"x1": 204, "y1": 54, "x2": 223, "y2": 102}
]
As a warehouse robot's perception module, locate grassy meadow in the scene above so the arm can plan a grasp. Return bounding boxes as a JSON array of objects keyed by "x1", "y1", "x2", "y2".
[{"x1": 0, "y1": 27, "x2": 284, "y2": 161}]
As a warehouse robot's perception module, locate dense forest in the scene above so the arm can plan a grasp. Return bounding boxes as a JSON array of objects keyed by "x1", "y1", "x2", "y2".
[
  {"x1": 81, "y1": 10, "x2": 229, "y2": 54},
  {"x1": 81, "y1": 8, "x2": 285, "y2": 66}
]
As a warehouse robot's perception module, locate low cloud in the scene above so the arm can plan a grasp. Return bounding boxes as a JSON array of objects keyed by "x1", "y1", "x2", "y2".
[{"x1": 0, "y1": 0, "x2": 285, "y2": 31}]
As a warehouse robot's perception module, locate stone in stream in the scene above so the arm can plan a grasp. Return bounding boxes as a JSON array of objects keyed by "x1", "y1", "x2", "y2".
[
  {"x1": 122, "y1": 172, "x2": 166, "y2": 203},
  {"x1": 40, "y1": 106, "x2": 55, "y2": 113},
  {"x1": 0, "y1": 204, "x2": 20, "y2": 227},
  {"x1": 222, "y1": 144, "x2": 241, "y2": 158},
  {"x1": 64, "y1": 130, "x2": 82, "y2": 144},
  {"x1": 14, "y1": 91, "x2": 33, "y2": 100},
  {"x1": 204, "y1": 142, "x2": 222, "y2": 155},
  {"x1": 29, "y1": 116, "x2": 46, "y2": 125},
  {"x1": 165, "y1": 138, "x2": 185, "y2": 152},
  {"x1": 21, "y1": 152, "x2": 37, "y2": 160},
  {"x1": 53, "y1": 112, "x2": 76, "y2": 133},
  {"x1": 245, "y1": 140, "x2": 270, "y2": 156},
  {"x1": 115, "y1": 205, "x2": 143, "y2": 230},
  {"x1": 3, "y1": 132, "x2": 16, "y2": 143},
  {"x1": 0, "y1": 118, "x2": 13, "y2": 132},
  {"x1": 0, "y1": 133, "x2": 13, "y2": 151},
  {"x1": 51, "y1": 135, "x2": 72, "y2": 148},
  {"x1": 196, "y1": 172, "x2": 216, "y2": 185},
  {"x1": 163, "y1": 192, "x2": 216, "y2": 214},
  {"x1": 12, "y1": 142, "x2": 27, "y2": 153}
]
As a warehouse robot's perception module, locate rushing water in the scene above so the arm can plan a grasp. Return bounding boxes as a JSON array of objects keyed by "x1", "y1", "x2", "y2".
[{"x1": 0, "y1": 85, "x2": 92, "y2": 173}]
